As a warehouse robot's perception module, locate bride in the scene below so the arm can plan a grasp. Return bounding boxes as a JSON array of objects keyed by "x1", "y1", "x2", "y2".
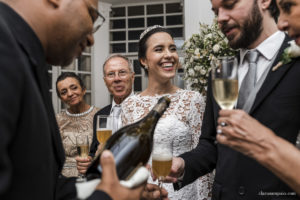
[{"x1": 121, "y1": 25, "x2": 214, "y2": 200}]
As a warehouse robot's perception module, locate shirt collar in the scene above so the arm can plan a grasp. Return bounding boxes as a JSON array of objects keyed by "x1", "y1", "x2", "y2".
[
  {"x1": 110, "y1": 91, "x2": 134, "y2": 113},
  {"x1": 239, "y1": 31, "x2": 285, "y2": 63}
]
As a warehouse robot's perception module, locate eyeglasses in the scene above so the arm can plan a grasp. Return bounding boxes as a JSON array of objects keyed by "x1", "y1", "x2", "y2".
[
  {"x1": 105, "y1": 70, "x2": 131, "y2": 79},
  {"x1": 82, "y1": 0, "x2": 106, "y2": 33}
]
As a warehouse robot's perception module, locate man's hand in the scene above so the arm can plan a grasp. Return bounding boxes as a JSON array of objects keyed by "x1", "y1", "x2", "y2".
[
  {"x1": 141, "y1": 183, "x2": 169, "y2": 200},
  {"x1": 96, "y1": 150, "x2": 145, "y2": 200},
  {"x1": 76, "y1": 156, "x2": 92, "y2": 174}
]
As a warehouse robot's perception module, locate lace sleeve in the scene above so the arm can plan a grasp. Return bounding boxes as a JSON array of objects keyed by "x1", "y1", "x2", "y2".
[
  {"x1": 188, "y1": 91, "x2": 206, "y2": 148},
  {"x1": 121, "y1": 96, "x2": 136, "y2": 126}
]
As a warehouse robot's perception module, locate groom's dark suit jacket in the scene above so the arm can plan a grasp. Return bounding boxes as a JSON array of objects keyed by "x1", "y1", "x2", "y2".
[
  {"x1": 179, "y1": 35, "x2": 300, "y2": 200},
  {"x1": 90, "y1": 104, "x2": 112, "y2": 157}
]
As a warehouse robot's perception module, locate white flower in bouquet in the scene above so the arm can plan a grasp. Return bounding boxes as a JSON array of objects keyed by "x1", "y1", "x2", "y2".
[
  {"x1": 183, "y1": 19, "x2": 238, "y2": 96},
  {"x1": 213, "y1": 44, "x2": 220, "y2": 53},
  {"x1": 188, "y1": 68, "x2": 195, "y2": 76}
]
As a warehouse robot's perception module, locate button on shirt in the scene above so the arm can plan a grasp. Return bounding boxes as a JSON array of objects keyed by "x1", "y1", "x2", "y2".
[{"x1": 238, "y1": 31, "x2": 285, "y2": 90}]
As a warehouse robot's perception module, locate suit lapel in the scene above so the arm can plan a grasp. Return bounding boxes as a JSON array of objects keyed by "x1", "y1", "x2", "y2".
[{"x1": 249, "y1": 36, "x2": 293, "y2": 114}]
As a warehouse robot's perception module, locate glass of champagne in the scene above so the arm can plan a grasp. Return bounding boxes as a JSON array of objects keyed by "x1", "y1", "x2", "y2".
[
  {"x1": 96, "y1": 115, "x2": 113, "y2": 149},
  {"x1": 152, "y1": 141, "x2": 173, "y2": 191},
  {"x1": 211, "y1": 56, "x2": 239, "y2": 110},
  {"x1": 76, "y1": 135, "x2": 89, "y2": 182}
]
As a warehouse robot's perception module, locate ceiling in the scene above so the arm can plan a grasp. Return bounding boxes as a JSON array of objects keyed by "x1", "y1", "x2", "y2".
[{"x1": 100, "y1": 0, "x2": 176, "y2": 5}]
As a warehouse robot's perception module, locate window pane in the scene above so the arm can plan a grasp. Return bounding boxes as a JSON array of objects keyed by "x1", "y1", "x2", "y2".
[
  {"x1": 166, "y1": 3, "x2": 182, "y2": 13},
  {"x1": 133, "y1": 60, "x2": 142, "y2": 74},
  {"x1": 111, "y1": 19, "x2": 126, "y2": 29},
  {"x1": 147, "y1": 4, "x2": 163, "y2": 14},
  {"x1": 128, "y1": 18, "x2": 144, "y2": 28},
  {"x1": 111, "y1": 43, "x2": 126, "y2": 53},
  {"x1": 61, "y1": 102, "x2": 68, "y2": 110},
  {"x1": 166, "y1": 15, "x2": 182, "y2": 26},
  {"x1": 78, "y1": 56, "x2": 91, "y2": 71},
  {"x1": 84, "y1": 93, "x2": 91, "y2": 105},
  {"x1": 84, "y1": 47, "x2": 91, "y2": 53},
  {"x1": 128, "y1": 30, "x2": 143, "y2": 40},
  {"x1": 111, "y1": 31, "x2": 126, "y2": 41},
  {"x1": 134, "y1": 77, "x2": 142, "y2": 92},
  {"x1": 111, "y1": 7, "x2": 125, "y2": 17},
  {"x1": 63, "y1": 60, "x2": 76, "y2": 70},
  {"x1": 169, "y1": 27, "x2": 183, "y2": 37},
  {"x1": 147, "y1": 17, "x2": 164, "y2": 26},
  {"x1": 79, "y1": 74, "x2": 91, "y2": 90},
  {"x1": 128, "y1": 6, "x2": 144, "y2": 16},
  {"x1": 128, "y1": 42, "x2": 138, "y2": 52}
]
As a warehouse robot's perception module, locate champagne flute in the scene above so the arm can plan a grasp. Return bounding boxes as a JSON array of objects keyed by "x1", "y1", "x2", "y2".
[
  {"x1": 76, "y1": 135, "x2": 89, "y2": 182},
  {"x1": 152, "y1": 141, "x2": 173, "y2": 194},
  {"x1": 211, "y1": 56, "x2": 239, "y2": 110},
  {"x1": 96, "y1": 115, "x2": 113, "y2": 149}
]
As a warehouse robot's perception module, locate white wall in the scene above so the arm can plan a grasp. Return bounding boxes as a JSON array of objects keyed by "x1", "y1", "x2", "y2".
[
  {"x1": 93, "y1": 1, "x2": 112, "y2": 109},
  {"x1": 184, "y1": 0, "x2": 214, "y2": 40}
]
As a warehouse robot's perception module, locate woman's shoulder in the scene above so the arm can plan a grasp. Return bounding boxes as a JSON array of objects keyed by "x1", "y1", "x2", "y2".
[
  {"x1": 56, "y1": 110, "x2": 67, "y2": 120},
  {"x1": 91, "y1": 106, "x2": 100, "y2": 114},
  {"x1": 122, "y1": 93, "x2": 147, "y2": 105},
  {"x1": 176, "y1": 89, "x2": 202, "y2": 99}
]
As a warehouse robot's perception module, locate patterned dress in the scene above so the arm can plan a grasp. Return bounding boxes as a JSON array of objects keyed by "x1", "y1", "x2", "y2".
[
  {"x1": 121, "y1": 89, "x2": 214, "y2": 200},
  {"x1": 56, "y1": 106, "x2": 99, "y2": 177}
]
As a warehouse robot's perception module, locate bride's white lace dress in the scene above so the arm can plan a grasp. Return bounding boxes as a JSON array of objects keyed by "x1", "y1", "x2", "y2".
[{"x1": 121, "y1": 89, "x2": 213, "y2": 200}]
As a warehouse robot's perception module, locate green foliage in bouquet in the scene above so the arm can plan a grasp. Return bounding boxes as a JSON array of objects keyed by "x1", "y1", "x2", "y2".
[{"x1": 183, "y1": 20, "x2": 238, "y2": 96}]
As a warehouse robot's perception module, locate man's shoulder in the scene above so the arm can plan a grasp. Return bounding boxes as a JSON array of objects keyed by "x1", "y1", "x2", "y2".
[{"x1": 95, "y1": 104, "x2": 112, "y2": 116}]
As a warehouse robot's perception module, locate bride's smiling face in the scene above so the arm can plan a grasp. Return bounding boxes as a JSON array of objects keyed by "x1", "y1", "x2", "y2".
[{"x1": 140, "y1": 32, "x2": 179, "y2": 82}]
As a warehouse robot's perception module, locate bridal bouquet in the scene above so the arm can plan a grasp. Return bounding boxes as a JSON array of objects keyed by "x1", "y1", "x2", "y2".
[{"x1": 183, "y1": 20, "x2": 238, "y2": 96}]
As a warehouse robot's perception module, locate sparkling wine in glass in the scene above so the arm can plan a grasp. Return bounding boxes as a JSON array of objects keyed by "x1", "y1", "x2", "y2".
[
  {"x1": 96, "y1": 115, "x2": 112, "y2": 148},
  {"x1": 212, "y1": 56, "x2": 239, "y2": 110},
  {"x1": 76, "y1": 135, "x2": 89, "y2": 182},
  {"x1": 152, "y1": 141, "x2": 173, "y2": 194}
]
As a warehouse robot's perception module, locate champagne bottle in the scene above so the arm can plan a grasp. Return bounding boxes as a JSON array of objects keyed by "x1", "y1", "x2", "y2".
[{"x1": 86, "y1": 96, "x2": 170, "y2": 181}]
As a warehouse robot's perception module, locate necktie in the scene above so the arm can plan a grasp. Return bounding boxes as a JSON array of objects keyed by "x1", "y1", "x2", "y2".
[
  {"x1": 237, "y1": 50, "x2": 260, "y2": 109},
  {"x1": 112, "y1": 105, "x2": 121, "y2": 133}
]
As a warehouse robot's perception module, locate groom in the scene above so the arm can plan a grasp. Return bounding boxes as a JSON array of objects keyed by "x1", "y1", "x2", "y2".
[{"x1": 169, "y1": 0, "x2": 300, "y2": 199}]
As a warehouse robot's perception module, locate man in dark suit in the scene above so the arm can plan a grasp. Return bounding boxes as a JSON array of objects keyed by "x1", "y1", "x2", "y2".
[
  {"x1": 77, "y1": 55, "x2": 134, "y2": 165},
  {"x1": 168, "y1": 0, "x2": 300, "y2": 199},
  {"x1": 0, "y1": 0, "x2": 145, "y2": 199}
]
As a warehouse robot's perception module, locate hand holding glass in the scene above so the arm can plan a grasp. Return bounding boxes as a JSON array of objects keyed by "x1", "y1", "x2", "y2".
[
  {"x1": 76, "y1": 135, "x2": 89, "y2": 181},
  {"x1": 212, "y1": 56, "x2": 239, "y2": 110}
]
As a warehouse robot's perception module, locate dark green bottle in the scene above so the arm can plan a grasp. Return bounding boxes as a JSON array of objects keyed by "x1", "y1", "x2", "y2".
[{"x1": 86, "y1": 96, "x2": 170, "y2": 181}]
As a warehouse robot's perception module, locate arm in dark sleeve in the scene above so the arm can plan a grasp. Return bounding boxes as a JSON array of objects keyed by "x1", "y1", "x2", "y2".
[{"x1": 179, "y1": 75, "x2": 218, "y2": 187}]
